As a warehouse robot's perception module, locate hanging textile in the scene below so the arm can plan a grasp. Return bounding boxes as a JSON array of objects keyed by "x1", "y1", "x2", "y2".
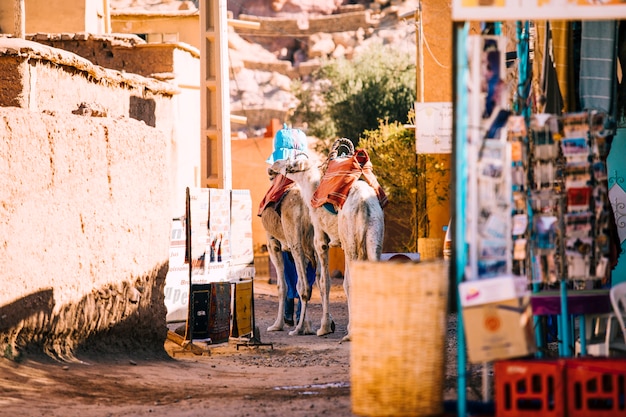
[
  {"x1": 532, "y1": 21, "x2": 547, "y2": 113},
  {"x1": 543, "y1": 22, "x2": 564, "y2": 115},
  {"x1": 618, "y1": 21, "x2": 626, "y2": 123},
  {"x1": 550, "y1": 21, "x2": 575, "y2": 112},
  {"x1": 579, "y1": 20, "x2": 618, "y2": 114},
  {"x1": 516, "y1": 21, "x2": 532, "y2": 121}
]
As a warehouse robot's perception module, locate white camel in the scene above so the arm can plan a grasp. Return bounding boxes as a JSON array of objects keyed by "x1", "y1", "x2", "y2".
[
  {"x1": 260, "y1": 167, "x2": 318, "y2": 336},
  {"x1": 272, "y1": 139, "x2": 385, "y2": 341}
]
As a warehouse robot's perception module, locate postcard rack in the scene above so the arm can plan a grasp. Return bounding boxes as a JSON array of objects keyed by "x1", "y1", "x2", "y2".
[
  {"x1": 466, "y1": 110, "x2": 614, "y2": 287},
  {"x1": 526, "y1": 111, "x2": 614, "y2": 288}
]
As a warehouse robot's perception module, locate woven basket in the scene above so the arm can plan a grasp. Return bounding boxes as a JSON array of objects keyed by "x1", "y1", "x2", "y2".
[
  {"x1": 418, "y1": 237, "x2": 443, "y2": 260},
  {"x1": 350, "y1": 260, "x2": 449, "y2": 417}
]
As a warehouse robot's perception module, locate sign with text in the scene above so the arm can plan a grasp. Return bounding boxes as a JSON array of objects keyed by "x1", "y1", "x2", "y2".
[
  {"x1": 230, "y1": 189, "x2": 254, "y2": 266},
  {"x1": 164, "y1": 219, "x2": 190, "y2": 322},
  {"x1": 452, "y1": 0, "x2": 626, "y2": 21},
  {"x1": 415, "y1": 102, "x2": 453, "y2": 154}
]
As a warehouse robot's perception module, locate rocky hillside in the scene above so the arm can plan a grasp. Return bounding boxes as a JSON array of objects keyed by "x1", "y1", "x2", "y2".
[{"x1": 110, "y1": 0, "x2": 418, "y2": 136}]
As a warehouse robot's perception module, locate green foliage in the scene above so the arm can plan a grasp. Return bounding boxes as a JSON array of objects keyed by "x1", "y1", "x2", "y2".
[
  {"x1": 359, "y1": 115, "x2": 450, "y2": 250},
  {"x1": 359, "y1": 118, "x2": 417, "y2": 204},
  {"x1": 291, "y1": 44, "x2": 416, "y2": 153}
]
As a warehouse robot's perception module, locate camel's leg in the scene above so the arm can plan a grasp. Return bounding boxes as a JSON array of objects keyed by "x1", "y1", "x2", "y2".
[
  {"x1": 315, "y1": 235, "x2": 334, "y2": 336},
  {"x1": 341, "y1": 260, "x2": 352, "y2": 342},
  {"x1": 289, "y1": 248, "x2": 314, "y2": 336},
  {"x1": 267, "y1": 238, "x2": 287, "y2": 332},
  {"x1": 290, "y1": 297, "x2": 313, "y2": 336}
]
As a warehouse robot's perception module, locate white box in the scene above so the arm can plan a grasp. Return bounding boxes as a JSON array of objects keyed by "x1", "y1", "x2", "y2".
[{"x1": 459, "y1": 275, "x2": 536, "y2": 363}]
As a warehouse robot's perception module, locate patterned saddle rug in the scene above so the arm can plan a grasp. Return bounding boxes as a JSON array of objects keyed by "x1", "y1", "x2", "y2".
[
  {"x1": 257, "y1": 173, "x2": 295, "y2": 216},
  {"x1": 311, "y1": 149, "x2": 388, "y2": 213}
]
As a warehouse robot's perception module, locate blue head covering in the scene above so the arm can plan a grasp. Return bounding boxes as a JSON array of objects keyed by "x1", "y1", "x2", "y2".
[{"x1": 266, "y1": 123, "x2": 308, "y2": 164}]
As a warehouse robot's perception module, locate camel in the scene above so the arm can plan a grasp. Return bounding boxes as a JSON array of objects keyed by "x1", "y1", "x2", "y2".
[
  {"x1": 271, "y1": 139, "x2": 385, "y2": 341},
  {"x1": 259, "y1": 166, "x2": 318, "y2": 336}
]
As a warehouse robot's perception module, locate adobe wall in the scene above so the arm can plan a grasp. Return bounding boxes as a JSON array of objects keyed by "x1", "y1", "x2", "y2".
[
  {"x1": 25, "y1": 32, "x2": 200, "y2": 81},
  {"x1": 110, "y1": 11, "x2": 200, "y2": 49},
  {"x1": 0, "y1": 37, "x2": 177, "y2": 131},
  {"x1": 0, "y1": 38, "x2": 174, "y2": 361},
  {"x1": 236, "y1": 10, "x2": 375, "y2": 37},
  {"x1": 0, "y1": 0, "x2": 102, "y2": 35},
  {"x1": 14, "y1": 34, "x2": 201, "y2": 217}
]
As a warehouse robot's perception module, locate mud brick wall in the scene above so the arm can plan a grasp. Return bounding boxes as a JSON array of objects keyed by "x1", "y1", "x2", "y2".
[
  {"x1": 0, "y1": 38, "x2": 174, "y2": 361},
  {"x1": 25, "y1": 33, "x2": 200, "y2": 82},
  {"x1": 0, "y1": 37, "x2": 177, "y2": 131},
  {"x1": 236, "y1": 10, "x2": 374, "y2": 36}
]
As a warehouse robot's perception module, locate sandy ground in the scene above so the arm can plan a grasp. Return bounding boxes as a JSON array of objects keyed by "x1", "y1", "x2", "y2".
[{"x1": 0, "y1": 276, "x2": 479, "y2": 417}]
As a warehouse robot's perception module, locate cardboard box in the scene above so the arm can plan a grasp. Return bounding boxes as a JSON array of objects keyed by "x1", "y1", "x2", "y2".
[{"x1": 459, "y1": 276, "x2": 536, "y2": 363}]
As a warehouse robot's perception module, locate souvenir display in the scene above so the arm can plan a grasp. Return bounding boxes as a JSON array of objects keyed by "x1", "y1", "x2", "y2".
[
  {"x1": 467, "y1": 79, "x2": 614, "y2": 286},
  {"x1": 525, "y1": 111, "x2": 614, "y2": 288}
]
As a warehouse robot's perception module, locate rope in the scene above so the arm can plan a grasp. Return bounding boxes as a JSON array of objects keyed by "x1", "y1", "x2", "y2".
[{"x1": 422, "y1": 28, "x2": 450, "y2": 69}]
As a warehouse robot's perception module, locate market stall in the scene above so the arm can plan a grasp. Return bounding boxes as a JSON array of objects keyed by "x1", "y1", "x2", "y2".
[{"x1": 450, "y1": 2, "x2": 626, "y2": 416}]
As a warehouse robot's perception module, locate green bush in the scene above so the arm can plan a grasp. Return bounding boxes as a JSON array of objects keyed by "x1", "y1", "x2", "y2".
[
  {"x1": 359, "y1": 115, "x2": 449, "y2": 250},
  {"x1": 291, "y1": 44, "x2": 416, "y2": 152}
]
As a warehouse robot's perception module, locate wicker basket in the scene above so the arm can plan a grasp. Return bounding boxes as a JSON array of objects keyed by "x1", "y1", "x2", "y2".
[
  {"x1": 417, "y1": 237, "x2": 443, "y2": 260},
  {"x1": 350, "y1": 260, "x2": 449, "y2": 417}
]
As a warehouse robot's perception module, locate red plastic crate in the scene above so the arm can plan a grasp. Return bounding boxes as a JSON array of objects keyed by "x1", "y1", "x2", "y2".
[
  {"x1": 495, "y1": 359, "x2": 566, "y2": 417},
  {"x1": 565, "y1": 358, "x2": 626, "y2": 417}
]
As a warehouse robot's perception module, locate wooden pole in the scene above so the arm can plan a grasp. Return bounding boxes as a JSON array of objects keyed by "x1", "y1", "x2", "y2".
[
  {"x1": 14, "y1": 0, "x2": 25, "y2": 39},
  {"x1": 415, "y1": 1, "x2": 427, "y2": 239},
  {"x1": 103, "y1": 0, "x2": 111, "y2": 34},
  {"x1": 416, "y1": 2, "x2": 424, "y2": 103}
]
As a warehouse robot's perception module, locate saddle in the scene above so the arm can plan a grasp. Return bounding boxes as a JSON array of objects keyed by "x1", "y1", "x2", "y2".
[
  {"x1": 311, "y1": 148, "x2": 388, "y2": 212},
  {"x1": 257, "y1": 173, "x2": 295, "y2": 216}
]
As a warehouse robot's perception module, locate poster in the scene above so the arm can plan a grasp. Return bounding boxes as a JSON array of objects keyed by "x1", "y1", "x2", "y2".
[
  {"x1": 415, "y1": 102, "x2": 453, "y2": 154},
  {"x1": 164, "y1": 219, "x2": 190, "y2": 322},
  {"x1": 209, "y1": 188, "x2": 231, "y2": 263},
  {"x1": 188, "y1": 187, "x2": 210, "y2": 262},
  {"x1": 452, "y1": 0, "x2": 626, "y2": 21},
  {"x1": 230, "y1": 189, "x2": 254, "y2": 266}
]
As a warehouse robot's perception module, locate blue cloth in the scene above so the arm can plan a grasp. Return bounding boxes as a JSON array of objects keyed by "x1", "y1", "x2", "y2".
[
  {"x1": 266, "y1": 124, "x2": 309, "y2": 164},
  {"x1": 579, "y1": 21, "x2": 617, "y2": 113},
  {"x1": 282, "y1": 251, "x2": 315, "y2": 299},
  {"x1": 282, "y1": 251, "x2": 316, "y2": 321}
]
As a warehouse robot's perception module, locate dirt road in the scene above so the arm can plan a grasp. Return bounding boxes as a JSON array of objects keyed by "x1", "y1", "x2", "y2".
[
  {"x1": 0, "y1": 276, "x2": 480, "y2": 417},
  {"x1": 0, "y1": 278, "x2": 354, "y2": 417}
]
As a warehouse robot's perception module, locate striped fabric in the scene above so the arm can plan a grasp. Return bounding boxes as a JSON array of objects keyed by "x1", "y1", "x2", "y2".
[
  {"x1": 257, "y1": 174, "x2": 294, "y2": 216},
  {"x1": 311, "y1": 149, "x2": 388, "y2": 211},
  {"x1": 579, "y1": 21, "x2": 617, "y2": 114}
]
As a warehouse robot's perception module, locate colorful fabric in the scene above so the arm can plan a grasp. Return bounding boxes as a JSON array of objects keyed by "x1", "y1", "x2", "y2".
[
  {"x1": 257, "y1": 174, "x2": 295, "y2": 216},
  {"x1": 580, "y1": 20, "x2": 617, "y2": 114},
  {"x1": 311, "y1": 149, "x2": 388, "y2": 210},
  {"x1": 551, "y1": 21, "x2": 575, "y2": 113},
  {"x1": 266, "y1": 123, "x2": 308, "y2": 164}
]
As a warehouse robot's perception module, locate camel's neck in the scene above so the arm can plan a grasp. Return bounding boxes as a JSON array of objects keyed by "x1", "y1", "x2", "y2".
[{"x1": 287, "y1": 169, "x2": 320, "y2": 206}]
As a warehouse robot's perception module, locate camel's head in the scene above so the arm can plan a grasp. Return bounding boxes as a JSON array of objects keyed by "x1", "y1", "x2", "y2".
[
  {"x1": 267, "y1": 166, "x2": 279, "y2": 181},
  {"x1": 270, "y1": 153, "x2": 311, "y2": 178}
]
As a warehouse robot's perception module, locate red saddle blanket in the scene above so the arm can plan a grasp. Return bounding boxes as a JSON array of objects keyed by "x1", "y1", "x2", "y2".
[
  {"x1": 311, "y1": 149, "x2": 388, "y2": 210},
  {"x1": 257, "y1": 174, "x2": 295, "y2": 216}
]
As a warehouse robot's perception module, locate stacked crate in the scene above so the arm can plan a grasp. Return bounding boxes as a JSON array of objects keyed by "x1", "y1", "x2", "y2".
[{"x1": 495, "y1": 358, "x2": 626, "y2": 416}]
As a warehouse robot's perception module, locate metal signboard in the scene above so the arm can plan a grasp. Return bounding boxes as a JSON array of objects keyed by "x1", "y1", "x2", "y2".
[{"x1": 452, "y1": 0, "x2": 626, "y2": 22}]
